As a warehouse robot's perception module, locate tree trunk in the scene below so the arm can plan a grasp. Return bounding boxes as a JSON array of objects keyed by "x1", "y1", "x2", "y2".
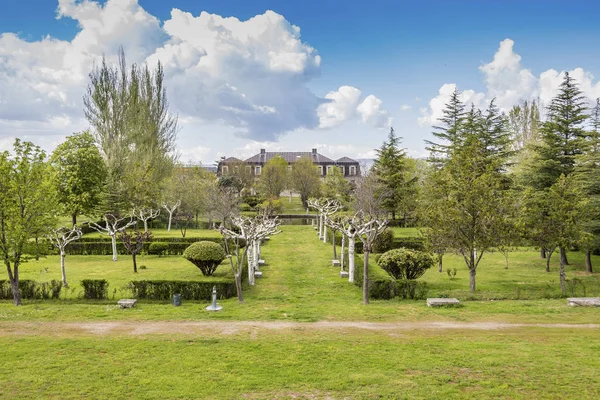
[
  {"x1": 437, "y1": 253, "x2": 443, "y2": 273},
  {"x1": 348, "y1": 237, "x2": 355, "y2": 282},
  {"x1": 72, "y1": 213, "x2": 77, "y2": 227},
  {"x1": 143, "y1": 220, "x2": 149, "y2": 233},
  {"x1": 247, "y1": 243, "x2": 255, "y2": 285},
  {"x1": 341, "y1": 235, "x2": 346, "y2": 271},
  {"x1": 111, "y1": 234, "x2": 118, "y2": 262},
  {"x1": 234, "y1": 273, "x2": 244, "y2": 303},
  {"x1": 504, "y1": 254, "x2": 509, "y2": 270},
  {"x1": 332, "y1": 230, "x2": 337, "y2": 259},
  {"x1": 167, "y1": 212, "x2": 173, "y2": 232},
  {"x1": 318, "y1": 214, "x2": 323, "y2": 238},
  {"x1": 540, "y1": 248, "x2": 546, "y2": 259},
  {"x1": 560, "y1": 247, "x2": 569, "y2": 266},
  {"x1": 6, "y1": 263, "x2": 21, "y2": 306},
  {"x1": 60, "y1": 251, "x2": 68, "y2": 287},
  {"x1": 323, "y1": 222, "x2": 327, "y2": 244},
  {"x1": 253, "y1": 240, "x2": 259, "y2": 271},
  {"x1": 469, "y1": 250, "x2": 476, "y2": 292},
  {"x1": 559, "y1": 247, "x2": 566, "y2": 294},
  {"x1": 546, "y1": 249, "x2": 554, "y2": 272},
  {"x1": 132, "y1": 253, "x2": 138, "y2": 273},
  {"x1": 391, "y1": 211, "x2": 396, "y2": 220},
  {"x1": 585, "y1": 250, "x2": 593, "y2": 273},
  {"x1": 363, "y1": 249, "x2": 369, "y2": 305}
]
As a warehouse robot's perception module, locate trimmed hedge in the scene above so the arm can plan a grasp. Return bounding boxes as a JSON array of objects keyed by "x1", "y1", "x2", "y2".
[
  {"x1": 63, "y1": 237, "x2": 245, "y2": 256},
  {"x1": 128, "y1": 280, "x2": 236, "y2": 301},
  {"x1": 334, "y1": 235, "x2": 424, "y2": 254},
  {"x1": 148, "y1": 242, "x2": 169, "y2": 256},
  {"x1": 0, "y1": 279, "x2": 63, "y2": 300},
  {"x1": 81, "y1": 279, "x2": 109, "y2": 300}
]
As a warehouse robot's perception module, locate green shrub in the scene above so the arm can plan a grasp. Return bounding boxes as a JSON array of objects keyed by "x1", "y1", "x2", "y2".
[
  {"x1": 377, "y1": 249, "x2": 435, "y2": 280},
  {"x1": 128, "y1": 280, "x2": 237, "y2": 301},
  {"x1": 148, "y1": 242, "x2": 169, "y2": 256},
  {"x1": 183, "y1": 241, "x2": 226, "y2": 276},
  {"x1": 372, "y1": 228, "x2": 394, "y2": 253},
  {"x1": 81, "y1": 279, "x2": 109, "y2": 300},
  {"x1": 0, "y1": 280, "x2": 63, "y2": 300}
]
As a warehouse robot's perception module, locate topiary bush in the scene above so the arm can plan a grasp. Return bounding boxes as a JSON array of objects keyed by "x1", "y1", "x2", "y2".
[
  {"x1": 148, "y1": 242, "x2": 169, "y2": 256},
  {"x1": 377, "y1": 248, "x2": 435, "y2": 280},
  {"x1": 183, "y1": 241, "x2": 226, "y2": 276}
]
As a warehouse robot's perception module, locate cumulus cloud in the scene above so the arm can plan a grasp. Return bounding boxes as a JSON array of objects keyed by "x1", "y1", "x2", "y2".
[
  {"x1": 0, "y1": 0, "x2": 389, "y2": 144},
  {"x1": 419, "y1": 38, "x2": 600, "y2": 126},
  {"x1": 317, "y1": 86, "x2": 389, "y2": 129},
  {"x1": 400, "y1": 105, "x2": 412, "y2": 111}
]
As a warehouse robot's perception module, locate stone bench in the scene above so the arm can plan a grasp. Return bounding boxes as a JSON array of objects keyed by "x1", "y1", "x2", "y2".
[
  {"x1": 340, "y1": 271, "x2": 349, "y2": 278},
  {"x1": 427, "y1": 298, "x2": 460, "y2": 307},
  {"x1": 118, "y1": 299, "x2": 137, "y2": 308},
  {"x1": 567, "y1": 297, "x2": 600, "y2": 307},
  {"x1": 332, "y1": 260, "x2": 341, "y2": 267},
  {"x1": 255, "y1": 271, "x2": 263, "y2": 278}
]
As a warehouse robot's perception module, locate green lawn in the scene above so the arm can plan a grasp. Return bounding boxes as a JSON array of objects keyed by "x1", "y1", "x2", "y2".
[{"x1": 2, "y1": 225, "x2": 600, "y2": 399}]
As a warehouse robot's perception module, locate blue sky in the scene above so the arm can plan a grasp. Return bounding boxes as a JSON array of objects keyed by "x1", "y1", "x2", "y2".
[{"x1": 1, "y1": 0, "x2": 600, "y2": 163}]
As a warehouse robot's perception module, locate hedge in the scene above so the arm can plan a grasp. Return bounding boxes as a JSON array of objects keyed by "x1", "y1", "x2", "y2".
[
  {"x1": 81, "y1": 279, "x2": 109, "y2": 299},
  {"x1": 333, "y1": 235, "x2": 425, "y2": 254},
  {"x1": 0, "y1": 279, "x2": 63, "y2": 300},
  {"x1": 127, "y1": 280, "x2": 237, "y2": 301},
  {"x1": 63, "y1": 237, "x2": 245, "y2": 256}
]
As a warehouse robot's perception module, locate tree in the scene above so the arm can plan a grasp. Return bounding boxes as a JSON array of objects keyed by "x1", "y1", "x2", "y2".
[
  {"x1": 424, "y1": 135, "x2": 508, "y2": 292},
  {"x1": 425, "y1": 88, "x2": 466, "y2": 166},
  {"x1": 89, "y1": 214, "x2": 137, "y2": 261},
  {"x1": 259, "y1": 155, "x2": 288, "y2": 198},
  {"x1": 291, "y1": 156, "x2": 321, "y2": 208},
  {"x1": 528, "y1": 72, "x2": 589, "y2": 190},
  {"x1": 321, "y1": 167, "x2": 352, "y2": 204},
  {"x1": 47, "y1": 225, "x2": 83, "y2": 287},
  {"x1": 183, "y1": 241, "x2": 226, "y2": 276},
  {"x1": 50, "y1": 131, "x2": 107, "y2": 226},
  {"x1": 0, "y1": 140, "x2": 58, "y2": 305},
  {"x1": 372, "y1": 127, "x2": 414, "y2": 219},
  {"x1": 120, "y1": 230, "x2": 152, "y2": 273},
  {"x1": 378, "y1": 249, "x2": 435, "y2": 280},
  {"x1": 133, "y1": 207, "x2": 160, "y2": 233},
  {"x1": 508, "y1": 99, "x2": 541, "y2": 152},
  {"x1": 206, "y1": 183, "x2": 240, "y2": 228},
  {"x1": 84, "y1": 49, "x2": 178, "y2": 213}
]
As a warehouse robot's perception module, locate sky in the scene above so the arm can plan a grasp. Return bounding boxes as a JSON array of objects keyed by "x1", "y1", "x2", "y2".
[{"x1": 2, "y1": 0, "x2": 600, "y2": 165}]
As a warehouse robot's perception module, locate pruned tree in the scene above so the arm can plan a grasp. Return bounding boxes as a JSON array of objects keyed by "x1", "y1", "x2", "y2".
[
  {"x1": 47, "y1": 225, "x2": 83, "y2": 287},
  {"x1": 120, "y1": 230, "x2": 153, "y2": 273},
  {"x1": 174, "y1": 212, "x2": 194, "y2": 238},
  {"x1": 308, "y1": 198, "x2": 341, "y2": 243},
  {"x1": 133, "y1": 207, "x2": 160, "y2": 233},
  {"x1": 351, "y1": 212, "x2": 389, "y2": 304},
  {"x1": 162, "y1": 199, "x2": 181, "y2": 232},
  {"x1": 335, "y1": 215, "x2": 361, "y2": 282},
  {"x1": 89, "y1": 214, "x2": 137, "y2": 261}
]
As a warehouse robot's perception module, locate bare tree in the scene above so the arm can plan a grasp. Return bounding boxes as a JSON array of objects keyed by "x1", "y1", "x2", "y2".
[
  {"x1": 336, "y1": 216, "x2": 361, "y2": 282},
  {"x1": 47, "y1": 225, "x2": 83, "y2": 287},
  {"x1": 206, "y1": 184, "x2": 240, "y2": 228},
  {"x1": 174, "y1": 212, "x2": 194, "y2": 238},
  {"x1": 133, "y1": 208, "x2": 160, "y2": 233},
  {"x1": 162, "y1": 199, "x2": 181, "y2": 232},
  {"x1": 89, "y1": 214, "x2": 137, "y2": 261},
  {"x1": 308, "y1": 198, "x2": 341, "y2": 242},
  {"x1": 120, "y1": 230, "x2": 153, "y2": 273}
]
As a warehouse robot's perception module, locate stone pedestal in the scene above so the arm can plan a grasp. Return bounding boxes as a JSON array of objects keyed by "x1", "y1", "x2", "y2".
[
  {"x1": 340, "y1": 271, "x2": 349, "y2": 278},
  {"x1": 332, "y1": 260, "x2": 341, "y2": 267},
  {"x1": 117, "y1": 299, "x2": 137, "y2": 308},
  {"x1": 426, "y1": 298, "x2": 460, "y2": 307},
  {"x1": 567, "y1": 297, "x2": 600, "y2": 307},
  {"x1": 255, "y1": 271, "x2": 263, "y2": 278}
]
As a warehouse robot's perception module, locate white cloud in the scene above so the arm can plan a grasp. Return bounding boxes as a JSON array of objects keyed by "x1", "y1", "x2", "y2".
[
  {"x1": 419, "y1": 38, "x2": 600, "y2": 126},
  {"x1": 357, "y1": 95, "x2": 392, "y2": 128},
  {"x1": 317, "y1": 86, "x2": 362, "y2": 129},
  {"x1": 0, "y1": 0, "x2": 389, "y2": 146},
  {"x1": 400, "y1": 104, "x2": 412, "y2": 111}
]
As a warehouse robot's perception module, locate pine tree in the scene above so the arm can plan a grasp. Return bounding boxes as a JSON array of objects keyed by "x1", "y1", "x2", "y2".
[
  {"x1": 480, "y1": 99, "x2": 513, "y2": 170},
  {"x1": 425, "y1": 88, "x2": 466, "y2": 166},
  {"x1": 372, "y1": 127, "x2": 412, "y2": 220},
  {"x1": 531, "y1": 72, "x2": 589, "y2": 190}
]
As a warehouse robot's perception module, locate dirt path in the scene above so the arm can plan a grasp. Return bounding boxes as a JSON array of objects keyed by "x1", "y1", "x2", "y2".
[{"x1": 1, "y1": 320, "x2": 598, "y2": 337}]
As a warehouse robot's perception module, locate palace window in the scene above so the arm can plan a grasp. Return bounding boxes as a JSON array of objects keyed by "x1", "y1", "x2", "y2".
[
  {"x1": 255, "y1": 166, "x2": 262, "y2": 175},
  {"x1": 349, "y1": 165, "x2": 356, "y2": 176},
  {"x1": 222, "y1": 165, "x2": 229, "y2": 174}
]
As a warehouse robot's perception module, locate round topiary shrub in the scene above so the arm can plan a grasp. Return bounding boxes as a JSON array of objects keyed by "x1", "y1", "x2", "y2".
[
  {"x1": 377, "y1": 248, "x2": 435, "y2": 280},
  {"x1": 372, "y1": 228, "x2": 394, "y2": 253},
  {"x1": 183, "y1": 241, "x2": 226, "y2": 276},
  {"x1": 148, "y1": 242, "x2": 169, "y2": 256}
]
